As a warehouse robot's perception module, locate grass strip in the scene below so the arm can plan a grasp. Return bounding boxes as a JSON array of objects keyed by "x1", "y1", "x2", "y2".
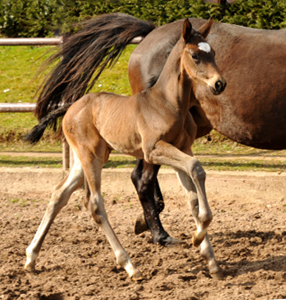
[
  {"x1": 0, "y1": 155, "x2": 62, "y2": 168},
  {"x1": 1, "y1": 154, "x2": 286, "y2": 172}
]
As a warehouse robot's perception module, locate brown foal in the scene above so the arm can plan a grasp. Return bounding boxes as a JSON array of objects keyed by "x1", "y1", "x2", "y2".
[{"x1": 24, "y1": 18, "x2": 226, "y2": 280}]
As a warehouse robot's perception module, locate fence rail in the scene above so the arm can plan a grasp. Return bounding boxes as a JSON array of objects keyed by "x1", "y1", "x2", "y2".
[
  {"x1": 0, "y1": 103, "x2": 36, "y2": 112},
  {"x1": 0, "y1": 38, "x2": 62, "y2": 46},
  {"x1": 0, "y1": 36, "x2": 141, "y2": 46}
]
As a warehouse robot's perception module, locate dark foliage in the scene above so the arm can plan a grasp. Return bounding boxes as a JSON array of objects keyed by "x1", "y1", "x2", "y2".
[{"x1": 0, "y1": 0, "x2": 286, "y2": 37}]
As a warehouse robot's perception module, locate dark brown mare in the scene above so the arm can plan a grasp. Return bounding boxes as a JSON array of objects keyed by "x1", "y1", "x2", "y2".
[{"x1": 24, "y1": 19, "x2": 226, "y2": 280}]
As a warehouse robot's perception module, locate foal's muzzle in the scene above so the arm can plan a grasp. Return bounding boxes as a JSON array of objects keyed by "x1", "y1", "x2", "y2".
[{"x1": 211, "y1": 79, "x2": 226, "y2": 95}]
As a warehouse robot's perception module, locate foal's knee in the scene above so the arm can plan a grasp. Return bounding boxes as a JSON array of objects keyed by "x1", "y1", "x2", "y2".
[
  {"x1": 189, "y1": 159, "x2": 206, "y2": 182},
  {"x1": 188, "y1": 159, "x2": 212, "y2": 225}
]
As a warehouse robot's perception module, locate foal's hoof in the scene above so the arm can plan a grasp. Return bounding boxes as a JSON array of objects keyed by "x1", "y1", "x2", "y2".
[
  {"x1": 131, "y1": 269, "x2": 144, "y2": 281},
  {"x1": 24, "y1": 262, "x2": 36, "y2": 273},
  {"x1": 192, "y1": 231, "x2": 206, "y2": 247},
  {"x1": 134, "y1": 214, "x2": 149, "y2": 235},
  {"x1": 210, "y1": 266, "x2": 224, "y2": 280}
]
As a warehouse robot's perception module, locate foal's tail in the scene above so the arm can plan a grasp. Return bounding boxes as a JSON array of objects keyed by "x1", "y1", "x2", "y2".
[
  {"x1": 24, "y1": 104, "x2": 72, "y2": 144},
  {"x1": 34, "y1": 13, "x2": 156, "y2": 134}
]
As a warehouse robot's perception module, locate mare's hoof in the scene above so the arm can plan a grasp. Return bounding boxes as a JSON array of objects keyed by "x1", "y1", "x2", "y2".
[
  {"x1": 134, "y1": 214, "x2": 149, "y2": 235},
  {"x1": 131, "y1": 269, "x2": 144, "y2": 281},
  {"x1": 163, "y1": 236, "x2": 185, "y2": 247},
  {"x1": 210, "y1": 266, "x2": 224, "y2": 280}
]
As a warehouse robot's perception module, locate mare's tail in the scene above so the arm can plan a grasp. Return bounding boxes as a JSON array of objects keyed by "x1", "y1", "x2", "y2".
[
  {"x1": 24, "y1": 104, "x2": 72, "y2": 144},
  {"x1": 34, "y1": 13, "x2": 155, "y2": 138}
]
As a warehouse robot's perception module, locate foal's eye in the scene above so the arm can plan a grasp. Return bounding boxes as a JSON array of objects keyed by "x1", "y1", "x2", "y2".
[{"x1": 192, "y1": 54, "x2": 198, "y2": 60}]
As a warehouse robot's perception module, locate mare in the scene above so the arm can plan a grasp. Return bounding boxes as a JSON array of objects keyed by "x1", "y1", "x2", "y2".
[
  {"x1": 28, "y1": 12, "x2": 286, "y2": 279},
  {"x1": 24, "y1": 19, "x2": 226, "y2": 280},
  {"x1": 128, "y1": 16, "x2": 286, "y2": 240}
]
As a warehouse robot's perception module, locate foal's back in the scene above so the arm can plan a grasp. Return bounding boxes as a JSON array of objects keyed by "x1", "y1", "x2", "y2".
[
  {"x1": 63, "y1": 85, "x2": 188, "y2": 159},
  {"x1": 63, "y1": 91, "x2": 158, "y2": 158}
]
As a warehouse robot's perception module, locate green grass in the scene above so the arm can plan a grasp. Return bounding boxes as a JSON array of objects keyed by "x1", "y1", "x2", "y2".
[
  {"x1": 8, "y1": 198, "x2": 37, "y2": 207},
  {"x1": 199, "y1": 157, "x2": 286, "y2": 172},
  {"x1": 104, "y1": 155, "x2": 286, "y2": 172},
  {"x1": 0, "y1": 44, "x2": 135, "y2": 152},
  {"x1": 1, "y1": 45, "x2": 286, "y2": 170},
  {"x1": 0, "y1": 154, "x2": 62, "y2": 168},
  {"x1": 0, "y1": 45, "x2": 57, "y2": 150},
  {"x1": 193, "y1": 132, "x2": 286, "y2": 156},
  {"x1": 0, "y1": 46, "x2": 52, "y2": 104},
  {"x1": 1, "y1": 153, "x2": 286, "y2": 172}
]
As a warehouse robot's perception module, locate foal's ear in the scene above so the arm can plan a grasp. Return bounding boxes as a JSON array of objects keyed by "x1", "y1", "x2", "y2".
[
  {"x1": 182, "y1": 18, "x2": 193, "y2": 42},
  {"x1": 197, "y1": 18, "x2": 213, "y2": 39}
]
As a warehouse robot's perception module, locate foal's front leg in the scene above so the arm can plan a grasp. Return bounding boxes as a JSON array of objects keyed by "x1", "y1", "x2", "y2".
[
  {"x1": 144, "y1": 140, "x2": 220, "y2": 278},
  {"x1": 176, "y1": 170, "x2": 223, "y2": 279},
  {"x1": 146, "y1": 140, "x2": 213, "y2": 246}
]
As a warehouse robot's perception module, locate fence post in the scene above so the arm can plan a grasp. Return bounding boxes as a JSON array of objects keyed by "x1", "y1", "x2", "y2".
[
  {"x1": 59, "y1": 36, "x2": 73, "y2": 171},
  {"x1": 62, "y1": 137, "x2": 70, "y2": 171}
]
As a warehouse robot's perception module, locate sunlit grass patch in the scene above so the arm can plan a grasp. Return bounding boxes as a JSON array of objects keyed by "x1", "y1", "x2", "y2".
[
  {"x1": 199, "y1": 157, "x2": 286, "y2": 172},
  {"x1": 1, "y1": 45, "x2": 286, "y2": 172},
  {"x1": 1, "y1": 153, "x2": 285, "y2": 172},
  {"x1": 0, "y1": 155, "x2": 62, "y2": 168}
]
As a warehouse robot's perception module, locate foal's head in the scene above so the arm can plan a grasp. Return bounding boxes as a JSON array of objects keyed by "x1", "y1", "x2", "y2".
[{"x1": 181, "y1": 18, "x2": 226, "y2": 95}]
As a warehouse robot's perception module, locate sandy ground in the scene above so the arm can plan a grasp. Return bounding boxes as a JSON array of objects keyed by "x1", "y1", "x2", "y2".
[{"x1": 1, "y1": 167, "x2": 286, "y2": 300}]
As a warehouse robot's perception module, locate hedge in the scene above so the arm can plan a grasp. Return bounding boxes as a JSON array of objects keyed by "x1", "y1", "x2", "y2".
[{"x1": 1, "y1": 0, "x2": 286, "y2": 37}]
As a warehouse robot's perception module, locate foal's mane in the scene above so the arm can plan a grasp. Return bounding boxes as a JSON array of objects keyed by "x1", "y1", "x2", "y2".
[{"x1": 147, "y1": 28, "x2": 204, "y2": 90}]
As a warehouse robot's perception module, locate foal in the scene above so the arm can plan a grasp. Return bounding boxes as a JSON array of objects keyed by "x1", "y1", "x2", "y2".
[{"x1": 24, "y1": 18, "x2": 226, "y2": 280}]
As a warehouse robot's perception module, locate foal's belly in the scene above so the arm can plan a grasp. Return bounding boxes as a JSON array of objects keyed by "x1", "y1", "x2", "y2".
[{"x1": 103, "y1": 132, "x2": 144, "y2": 159}]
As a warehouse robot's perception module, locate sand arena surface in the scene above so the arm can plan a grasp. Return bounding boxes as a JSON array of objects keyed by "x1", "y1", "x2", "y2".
[{"x1": 1, "y1": 167, "x2": 286, "y2": 299}]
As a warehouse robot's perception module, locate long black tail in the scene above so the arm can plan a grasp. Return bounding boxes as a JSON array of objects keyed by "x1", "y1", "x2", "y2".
[
  {"x1": 24, "y1": 104, "x2": 72, "y2": 144},
  {"x1": 35, "y1": 13, "x2": 155, "y2": 129}
]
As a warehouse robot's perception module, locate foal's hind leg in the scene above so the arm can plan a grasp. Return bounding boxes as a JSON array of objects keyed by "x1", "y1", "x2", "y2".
[
  {"x1": 176, "y1": 170, "x2": 223, "y2": 279},
  {"x1": 25, "y1": 152, "x2": 84, "y2": 272},
  {"x1": 82, "y1": 155, "x2": 142, "y2": 280}
]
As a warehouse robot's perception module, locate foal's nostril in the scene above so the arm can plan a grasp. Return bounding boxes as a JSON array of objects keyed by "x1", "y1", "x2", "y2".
[
  {"x1": 211, "y1": 79, "x2": 226, "y2": 95},
  {"x1": 215, "y1": 80, "x2": 223, "y2": 92}
]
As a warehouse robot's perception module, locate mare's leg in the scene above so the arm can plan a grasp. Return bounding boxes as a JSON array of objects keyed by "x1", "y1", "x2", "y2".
[
  {"x1": 25, "y1": 152, "x2": 84, "y2": 272},
  {"x1": 131, "y1": 159, "x2": 179, "y2": 246},
  {"x1": 176, "y1": 170, "x2": 223, "y2": 279},
  {"x1": 82, "y1": 153, "x2": 142, "y2": 280}
]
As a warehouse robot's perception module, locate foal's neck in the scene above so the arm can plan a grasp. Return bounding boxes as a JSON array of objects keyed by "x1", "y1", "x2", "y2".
[{"x1": 153, "y1": 39, "x2": 192, "y2": 115}]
